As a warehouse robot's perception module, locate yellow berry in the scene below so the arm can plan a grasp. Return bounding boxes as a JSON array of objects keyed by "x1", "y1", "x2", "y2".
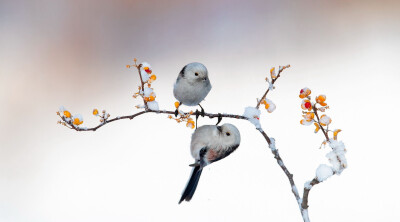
[
  {"x1": 333, "y1": 129, "x2": 342, "y2": 140},
  {"x1": 314, "y1": 122, "x2": 320, "y2": 133},
  {"x1": 73, "y1": 118, "x2": 83, "y2": 125},
  {"x1": 93, "y1": 109, "x2": 99, "y2": 115},
  {"x1": 64, "y1": 110, "x2": 71, "y2": 118}
]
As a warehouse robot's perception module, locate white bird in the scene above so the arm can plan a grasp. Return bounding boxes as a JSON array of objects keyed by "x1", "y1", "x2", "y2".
[
  {"x1": 179, "y1": 123, "x2": 241, "y2": 204},
  {"x1": 173, "y1": 62, "x2": 212, "y2": 116}
]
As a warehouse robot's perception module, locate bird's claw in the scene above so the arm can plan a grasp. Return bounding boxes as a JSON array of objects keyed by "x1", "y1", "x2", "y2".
[
  {"x1": 189, "y1": 162, "x2": 200, "y2": 167},
  {"x1": 174, "y1": 109, "x2": 179, "y2": 117},
  {"x1": 198, "y1": 104, "x2": 205, "y2": 117},
  {"x1": 216, "y1": 113, "x2": 223, "y2": 125},
  {"x1": 195, "y1": 109, "x2": 200, "y2": 121}
]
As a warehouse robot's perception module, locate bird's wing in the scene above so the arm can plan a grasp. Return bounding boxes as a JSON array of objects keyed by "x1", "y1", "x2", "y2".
[
  {"x1": 198, "y1": 147, "x2": 209, "y2": 167},
  {"x1": 179, "y1": 65, "x2": 187, "y2": 78},
  {"x1": 207, "y1": 144, "x2": 240, "y2": 164}
]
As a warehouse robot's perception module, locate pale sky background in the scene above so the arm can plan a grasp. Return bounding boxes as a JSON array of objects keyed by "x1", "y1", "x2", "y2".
[{"x1": 1, "y1": 0, "x2": 400, "y2": 221}]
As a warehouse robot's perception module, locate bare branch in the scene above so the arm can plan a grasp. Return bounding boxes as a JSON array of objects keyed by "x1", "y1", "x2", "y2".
[
  {"x1": 312, "y1": 105, "x2": 330, "y2": 141},
  {"x1": 258, "y1": 129, "x2": 310, "y2": 221},
  {"x1": 135, "y1": 63, "x2": 148, "y2": 109},
  {"x1": 62, "y1": 110, "x2": 248, "y2": 132},
  {"x1": 301, "y1": 178, "x2": 320, "y2": 209},
  {"x1": 255, "y1": 65, "x2": 289, "y2": 109}
]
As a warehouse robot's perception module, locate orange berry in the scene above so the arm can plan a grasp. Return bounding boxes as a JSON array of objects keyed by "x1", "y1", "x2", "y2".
[
  {"x1": 73, "y1": 118, "x2": 83, "y2": 125},
  {"x1": 305, "y1": 112, "x2": 314, "y2": 121},
  {"x1": 174, "y1": 101, "x2": 180, "y2": 109},
  {"x1": 270, "y1": 67, "x2": 277, "y2": 79},
  {"x1": 92, "y1": 109, "x2": 99, "y2": 115},
  {"x1": 186, "y1": 120, "x2": 195, "y2": 129},
  {"x1": 143, "y1": 67, "x2": 152, "y2": 74},
  {"x1": 316, "y1": 95, "x2": 326, "y2": 105},
  {"x1": 299, "y1": 88, "x2": 311, "y2": 99},
  {"x1": 64, "y1": 110, "x2": 71, "y2": 118},
  {"x1": 314, "y1": 122, "x2": 320, "y2": 133},
  {"x1": 333, "y1": 129, "x2": 342, "y2": 140}
]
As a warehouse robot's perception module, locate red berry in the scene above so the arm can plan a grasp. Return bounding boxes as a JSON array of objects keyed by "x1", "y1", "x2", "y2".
[
  {"x1": 300, "y1": 89, "x2": 304, "y2": 94},
  {"x1": 305, "y1": 102, "x2": 311, "y2": 109}
]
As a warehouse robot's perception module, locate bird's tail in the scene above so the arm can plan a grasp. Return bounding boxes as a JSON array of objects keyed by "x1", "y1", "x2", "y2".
[{"x1": 179, "y1": 166, "x2": 203, "y2": 204}]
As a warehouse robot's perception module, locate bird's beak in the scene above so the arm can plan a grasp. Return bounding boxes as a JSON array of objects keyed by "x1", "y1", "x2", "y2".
[
  {"x1": 203, "y1": 77, "x2": 207, "y2": 81},
  {"x1": 217, "y1": 126, "x2": 222, "y2": 133}
]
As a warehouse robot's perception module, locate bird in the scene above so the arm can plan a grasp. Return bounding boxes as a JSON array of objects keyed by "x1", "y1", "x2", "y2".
[
  {"x1": 173, "y1": 62, "x2": 212, "y2": 117},
  {"x1": 179, "y1": 123, "x2": 241, "y2": 204}
]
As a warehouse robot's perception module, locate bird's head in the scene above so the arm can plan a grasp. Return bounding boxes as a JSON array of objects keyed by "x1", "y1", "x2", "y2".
[
  {"x1": 180, "y1": 62, "x2": 209, "y2": 84},
  {"x1": 216, "y1": 123, "x2": 241, "y2": 147}
]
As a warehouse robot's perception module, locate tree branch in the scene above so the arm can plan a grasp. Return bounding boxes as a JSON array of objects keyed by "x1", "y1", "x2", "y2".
[
  {"x1": 134, "y1": 62, "x2": 148, "y2": 109},
  {"x1": 258, "y1": 129, "x2": 310, "y2": 221},
  {"x1": 62, "y1": 110, "x2": 248, "y2": 132},
  {"x1": 255, "y1": 66, "x2": 288, "y2": 109},
  {"x1": 57, "y1": 61, "x2": 347, "y2": 222},
  {"x1": 312, "y1": 105, "x2": 329, "y2": 141},
  {"x1": 301, "y1": 178, "x2": 320, "y2": 209}
]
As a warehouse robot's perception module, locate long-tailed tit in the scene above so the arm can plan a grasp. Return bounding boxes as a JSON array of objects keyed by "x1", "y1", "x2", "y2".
[
  {"x1": 173, "y1": 62, "x2": 212, "y2": 117},
  {"x1": 179, "y1": 123, "x2": 241, "y2": 204}
]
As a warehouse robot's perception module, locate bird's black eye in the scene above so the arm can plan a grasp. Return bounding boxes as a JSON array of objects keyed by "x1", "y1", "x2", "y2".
[
  {"x1": 195, "y1": 73, "x2": 199, "y2": 76},
  {"x1": 226, "y1": 132, "x2": 230, "y2": 136}
]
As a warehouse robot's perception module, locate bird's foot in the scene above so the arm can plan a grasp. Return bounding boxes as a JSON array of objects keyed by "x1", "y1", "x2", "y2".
[
  {"x1": 189, "y1": 162, "x2": 200, "y2": 167},
  {"x1": 174, "y1": 109, "x2": 179, "y2": 117},
  {"x1": 198, "y1": 104, "x2": 205, "y2": 117},
  {"x1": 195, "y1": 109, "x2": 200, "y2": 122},
  {"x1": 216, "y1": 113, "x2": 223, "y2": 125}
]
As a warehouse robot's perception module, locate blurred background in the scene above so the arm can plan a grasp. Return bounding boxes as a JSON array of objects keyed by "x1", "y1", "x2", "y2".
[{"x1": 1, "y1": 0, "x2": 399, "y2": 221}]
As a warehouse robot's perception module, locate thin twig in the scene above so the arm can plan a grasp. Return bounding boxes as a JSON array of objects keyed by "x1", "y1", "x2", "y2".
[
  {"x1": 255, "y1": 67, "x2": 285, "y2": 109},
  {"x1": 135, "y1": 64, "x2": 148, "y2": 109},
  {"x1": 63, "y1": 110, "x2": 248, "y2": 132},
  {"x1": 301, "y1": 105, "x2": 338, "y2": 214},
  {"x1": 301, "y1": 178, "x2": 320, "y2": 209},
  {"x1": 312, "y1": 105, "x2": 329, "y2": 141}
]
